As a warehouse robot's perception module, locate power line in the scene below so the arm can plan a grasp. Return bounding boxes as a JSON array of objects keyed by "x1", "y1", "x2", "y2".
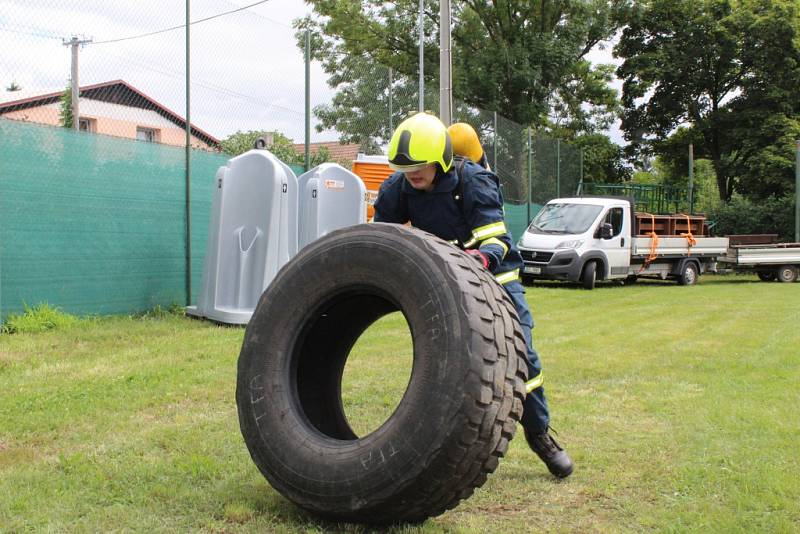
[
  {"x1": 92, "y1": 0, "x2": 271, "y2": 45},
  {"x1": 218, "y1": 0, "x2": 291, "y2": 27},
  {"x1": 0, "y1": 26, "x2": 62, "y2": 40}
]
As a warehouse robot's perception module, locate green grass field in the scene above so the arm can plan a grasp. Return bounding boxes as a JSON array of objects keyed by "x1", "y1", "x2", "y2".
[{"x1": 1, "y1": 275, "x2": 798, "y2": 533}]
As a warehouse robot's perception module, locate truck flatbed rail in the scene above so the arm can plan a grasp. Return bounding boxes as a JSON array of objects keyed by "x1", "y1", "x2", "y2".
[{"x1": 722, "y1": 243, "x2": 800, "y2": 266}]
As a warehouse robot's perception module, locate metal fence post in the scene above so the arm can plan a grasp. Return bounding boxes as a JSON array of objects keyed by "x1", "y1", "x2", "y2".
[
  {"x1": 688, "y1": 143, "x2": 695, "y2": 214},
  {"x1": 527, "y1": 128, "x2": 532, "y2": 224},
  {"x1": 492, "y1": 111, "x2": 497, "y2": 171},
  {"x1": 184, "y1": 0, "x2": 192, "y2": 306},
  {"x1": 388, "y1": 67, "x2": 393, "y2": 134},
  {"x1": 556, "y1": 138, "x2": 561, "y2": 198},
  {"x1": 304, "y1": 29, "x2": 311, "y2": 171}
]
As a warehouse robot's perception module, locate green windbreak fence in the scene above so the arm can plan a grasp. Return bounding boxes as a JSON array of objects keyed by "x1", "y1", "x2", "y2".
[
  {"x1": 503, "y1": 202, "x2": 543, "y2": 244},
  {"x1": 0, "y1": 119, "x2": 545, "y2": 322},
  {"x1": 0, "y1": 119, "x2": 236, "y2": 321}
]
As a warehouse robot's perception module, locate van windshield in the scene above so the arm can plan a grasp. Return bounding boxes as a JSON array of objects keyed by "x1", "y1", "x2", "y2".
[{"x1": 528, "y1": 203, "x2": 603, "y2": 234}]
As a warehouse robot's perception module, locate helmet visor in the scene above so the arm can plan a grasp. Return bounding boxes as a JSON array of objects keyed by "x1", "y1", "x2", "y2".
[{"x1": 387, "y1": 161, "x2": 432, "y2": 172}]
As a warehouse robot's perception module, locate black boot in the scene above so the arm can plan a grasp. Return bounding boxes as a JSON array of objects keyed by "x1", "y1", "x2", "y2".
[{"x1": 524, "y1": 428, "x2": 574, "y2": 478}]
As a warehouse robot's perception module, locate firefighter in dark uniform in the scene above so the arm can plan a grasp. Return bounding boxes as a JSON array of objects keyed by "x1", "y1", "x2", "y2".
[{"x1": 374, "y1": 113, "x2": 573, "y2": 478}]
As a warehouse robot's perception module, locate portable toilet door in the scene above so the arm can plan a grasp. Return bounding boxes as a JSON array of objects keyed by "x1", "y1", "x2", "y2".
[
  {"x1": 297, "y1": 163, "x2": 366, "y2": 250},
  {"x1": 351, "y1": 154, "x2": 394, "y2": 220},
  {"x1": 188, "y1": 148, "x2": 298, "y2": 325}
]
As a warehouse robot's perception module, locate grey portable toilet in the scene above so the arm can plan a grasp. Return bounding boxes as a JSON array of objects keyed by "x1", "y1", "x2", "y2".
[
  {"x1": 187, "y1": 148, "x2": 298, "y2": 325},
  {"x1": 297, "y1": 163, "x2": 367, "y2": 250}
]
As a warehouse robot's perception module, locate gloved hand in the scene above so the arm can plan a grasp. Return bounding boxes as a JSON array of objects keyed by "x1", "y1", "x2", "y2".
[{"x1": 465, "y1": 249, "x2": 489, "y2": 269}]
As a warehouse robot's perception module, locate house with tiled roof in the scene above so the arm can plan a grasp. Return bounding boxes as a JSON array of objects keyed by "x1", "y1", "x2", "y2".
[
  {"x1": 0, "y1": 80, "x2": 219, "y2": 150},
  {"x1": 292, "y1": 140, "x2": 362, "y2": 166}
]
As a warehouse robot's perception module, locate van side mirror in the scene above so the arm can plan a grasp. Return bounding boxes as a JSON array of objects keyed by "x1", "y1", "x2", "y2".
[{"x1": 600, "y1": 223, "x2": 613, "y2": 239}]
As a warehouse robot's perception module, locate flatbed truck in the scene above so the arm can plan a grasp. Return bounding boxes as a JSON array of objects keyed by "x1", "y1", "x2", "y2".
[{"x1": 517, "y1": 197, "x2": 800, "y2": 288}]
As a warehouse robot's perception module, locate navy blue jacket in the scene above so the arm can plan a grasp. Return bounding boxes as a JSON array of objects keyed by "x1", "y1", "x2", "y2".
[{"x1": 373, "y1": 160, "x2": 523, "y2": 285}]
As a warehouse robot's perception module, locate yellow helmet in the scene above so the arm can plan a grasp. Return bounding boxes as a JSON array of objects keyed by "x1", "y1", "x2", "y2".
[
  {"x1": 387, "y1": 113, "x2": 453, "y2": 172},
  {"x1": 447, "y1": 122, "x2": 484, "y2": 164}
]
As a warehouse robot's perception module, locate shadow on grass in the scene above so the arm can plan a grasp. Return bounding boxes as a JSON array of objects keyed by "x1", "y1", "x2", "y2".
[{"x1": 217, "y1": 478, "x2": 455, "y2": 533}]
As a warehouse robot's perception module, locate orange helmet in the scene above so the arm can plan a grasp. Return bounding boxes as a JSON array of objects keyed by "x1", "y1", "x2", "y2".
[{"x1": 447, "y1": 122, "x2": 484, "y2": 164}]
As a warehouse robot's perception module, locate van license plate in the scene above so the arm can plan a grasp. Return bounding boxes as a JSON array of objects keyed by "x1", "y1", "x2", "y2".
[{"x1": 524, "y1": 266, "x2": 541, "y2": 274}]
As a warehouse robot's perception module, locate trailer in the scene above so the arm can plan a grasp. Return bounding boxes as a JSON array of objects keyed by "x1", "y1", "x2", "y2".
[{"x1": 719, "y1": 241, "x2": 800, "y2": 283}]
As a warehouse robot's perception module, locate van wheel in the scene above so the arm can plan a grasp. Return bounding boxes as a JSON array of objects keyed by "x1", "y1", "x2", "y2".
[
  {"x1": 757, "y1": 270, "x2": 776, "y2": 282},
  {"x1": 581, "y1": 261, "x2": 596, "y2": 290},
  {"x1": 678, "y1": 262, "x2": 699, "y2": 286},
  {"x1": 777, "y1": 265, "x2": 798, "y2": 283},
  {"x1": 236, "y1": 223, "x2": 527, "y2": 524}
]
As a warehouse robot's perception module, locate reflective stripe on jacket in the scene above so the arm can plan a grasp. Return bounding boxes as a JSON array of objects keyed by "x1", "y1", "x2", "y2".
[{"x1": 373, "y1": 160, "x2": 523, "y2": 284}]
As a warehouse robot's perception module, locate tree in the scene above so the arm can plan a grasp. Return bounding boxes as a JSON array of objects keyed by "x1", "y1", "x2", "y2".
[
  {"x1": 59, "y1": 85, "x2": 73, "y2": 128},
  {"x1": 616, "y1": 0, "x2": 800, "y2": 201},
  {"x1": 572, "y1": 133, "x2": 631, "y2": 184},
  {"x1": 219, "y1": 130, "x2": 332, "y2": 168},
  {"x1": 5, "y1": 81, "x2": 21, "y2": 91},
  {"x1": 296, "y1": 1, "x2": 627, "y2": 144},
  {"x1": 724, "y1": 0, "x2": 800, "y2": 199}
]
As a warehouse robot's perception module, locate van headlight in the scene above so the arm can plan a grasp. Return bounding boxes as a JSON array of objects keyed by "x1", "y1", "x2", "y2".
[{"x1": 555, "y1": 239, "x2": 584, "y2": 249}]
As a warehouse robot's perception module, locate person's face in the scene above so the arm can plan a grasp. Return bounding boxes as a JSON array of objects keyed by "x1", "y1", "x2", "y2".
[{"x1": 403, "y1": 163, "x2": 437, "y2": 192}]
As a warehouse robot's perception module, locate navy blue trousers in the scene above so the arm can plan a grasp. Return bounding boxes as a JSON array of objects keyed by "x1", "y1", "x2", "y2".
[{"x1": 505, "y1": 281, "x2": 550, "y2": 434}]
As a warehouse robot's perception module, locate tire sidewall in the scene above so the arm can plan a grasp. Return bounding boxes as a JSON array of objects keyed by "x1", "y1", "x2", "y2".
[{"x1": 237, "y1": 226, "x2": 480, "y2": 509}]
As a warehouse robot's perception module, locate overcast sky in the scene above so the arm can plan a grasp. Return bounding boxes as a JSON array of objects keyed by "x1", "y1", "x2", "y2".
[{"x1": 0, "y1": 0, "x2": 623, "y2": 145}]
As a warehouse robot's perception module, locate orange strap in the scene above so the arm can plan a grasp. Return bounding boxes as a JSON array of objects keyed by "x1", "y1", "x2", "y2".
[
  {"x1": 639, "y1": 213, "x2": 659, "y2": 273},
  {"x1": 679, "y1": 213, "x2": 697, "y2": 255}
]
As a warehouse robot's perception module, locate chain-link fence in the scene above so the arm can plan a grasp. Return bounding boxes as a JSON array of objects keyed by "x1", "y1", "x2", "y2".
[
  {"x1": 0, "y1": 0, "x2": 583, "y2": 318},
  {"x1": 0, "y1": 0, "x2": 581, "y2": 195}
]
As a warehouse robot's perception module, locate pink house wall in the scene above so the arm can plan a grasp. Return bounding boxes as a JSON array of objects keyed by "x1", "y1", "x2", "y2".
[{"x1": 2, "y1": 104, "x2": 214, "y2": 151}]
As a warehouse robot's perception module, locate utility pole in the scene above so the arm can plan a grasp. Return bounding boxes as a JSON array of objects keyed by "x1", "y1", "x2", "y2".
[
  {"x1": 438, "y1": 0, "x2": 452, "y2": 125},
  {"x1": 62, "y1": 36, "x2": 92, "y2": 130},
  {"x1": 418, "y1": 0, "x2": 424, "y2": 112}
]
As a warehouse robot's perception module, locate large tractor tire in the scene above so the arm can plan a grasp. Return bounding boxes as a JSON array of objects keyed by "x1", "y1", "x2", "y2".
[{"x1": 236, "y1": 223, "x2": 528, "y2": 524}]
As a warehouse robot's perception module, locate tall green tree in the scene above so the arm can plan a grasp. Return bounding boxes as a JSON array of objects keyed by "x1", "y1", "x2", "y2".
[
  {"x1": 297, "y1": 0, "x2": 626, "y2": 143},
  {"x1": 724, "y1": 0, "x2": 800, "y2": 199},
  {"x1": 572, "y1": 133, "x2": 631, "y2": 183},
  {"x1": 616, "y1": 0, "x2": 800, "y2": 201}
]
